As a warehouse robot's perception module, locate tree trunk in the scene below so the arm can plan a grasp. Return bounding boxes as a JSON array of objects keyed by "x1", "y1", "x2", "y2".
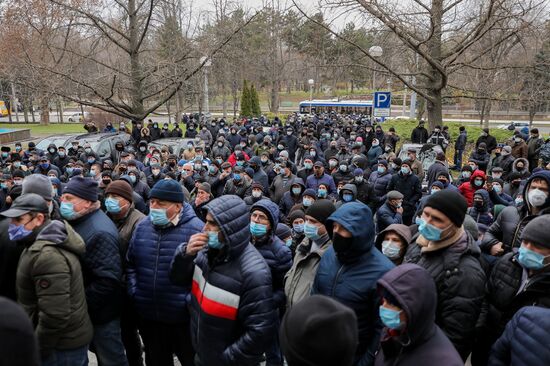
[
  {"x1": 222, "y1": 82, "x2": 227, "y2": 118},
  {"x1": 232, "y1": 78, "x2": 238, "y2": 119},
  {"x1": 40, "y1": 97, "x2": 50, "y2": 125},
  {"x1": 426, "y1": 90, "x2": 443, "y2": 130},
  {"x1": 31, "y1": 97, "x2": 36, "y2": 123},
  {"x1": 23, "y1": 100, "x2": 29, "y2": 123},
  {"x1": 58, "y1": 97, "x2": 64, "y2": 123},
  {"x1": 166, "y1": 99, "x2": 172, "y2": 124},
  {"x1": 416, "y1": 97, "x2": 426, "y2": 121},
  {"x1": 128, "y1": 0, "x2": 145, "y2": 122},
  {"x1": 270, "y1": 81, "x2": 279, "y2": 113}
]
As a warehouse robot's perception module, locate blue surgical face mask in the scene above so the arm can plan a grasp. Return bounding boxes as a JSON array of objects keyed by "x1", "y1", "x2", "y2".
[
  {"x1": 343, "y1": 193, "x2": 353, "y2": 202},
  {"x1": 233, "y1": 173, "x2": 241, "y2": 181},
  {"x1": 149, "y1": 207, "x2": 170, "y2": 226},
  {"x1": 60, "y1": 201, "x2": 76, "y2": 220},
  {"x1": 87, "y1": 158, "x2": 95, "y2": 164},
  {"x1": 293, "y1": 223, "x2": 304, "y2": 233},
  {"x1": 515, "y1": 197, "x2": 524, "y2": 206},
  {"x1": 401, "y1": 167, "x2": 410, "y2": 175},
  {"x1": 1, "y1": 152, "x2": 8, "y2": 158},
  {"x1": 304, "y1": 222, "x2": 320, "y2": 240},
  {"x1": 474, "y1": 179, "x2": 483, "y2": 187},
  {"x1": 303, "y1": 197, "x2": 313, "y2": 207},
  {"x1": 381, "y1": 241, "x2": 401, "y2": 259},
  {"x1": 8, "y1": 222, "x2": 33, "y2": 241},
  {"x1": 379, "y1": 306, "x2": 403, "y2": 330},
  {"x1": 58, "y1": 152, "x2": 66, "y2": 158},
  {"x1": 318, "y1": 188, "x2": 327, "y2": 198},
  {"x1": 285, "y1": 238, "x2": 293, "y2": 247},
  {"x1": 377, "y1": 166, "x2": 386, "y2": 174},
  {"x1": 105, "y1": 197, "x2": 122, "y2": 214},
  {"x1": 66, "y1": 167, "x2": 74, "y2": 175},
  {"x1": 250, "y1": 221, "x2": 268, "y2": 237},
  {"x1": 0, "y1": 183, "x2": 7, "y2": 190},
  {"x1": 418, "y1": 217, "x2": 447, "y2": 242},
  {"x1": 493, "y1": 185, "x2": 502, "y2": 193},
  {"x1": 129, "y1": 175, "x2": 137, "y2": 184},
  {"x1": 431, "y1": 188, "x2": 440, "y2": 195},
  {"x1": 304, "y1": 162, "x2": 313, "y2": 170},
  {"x1": 13, "y1": 162, "x2": 21, "y2": 168},
  {"x1": 236, "y1": 161, "x2": 244, "y2": 166},
  {"x1": 207, "y1": 231, "x2": 224, "y2": 250},
  {"x1": 518, "y1": 246, "x2": 549, "y2": 270},
  {"x1": 292, "y1": 187, "x2": 302, "y2": 195},
  {"x1": 40, "y1": 163, "x2": 50, "y2": 169}
]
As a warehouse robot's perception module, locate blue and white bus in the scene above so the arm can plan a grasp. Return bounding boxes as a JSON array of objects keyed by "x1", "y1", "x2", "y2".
[{"x1": 298, "y1": 99, "x2": 373, "y2": 115}]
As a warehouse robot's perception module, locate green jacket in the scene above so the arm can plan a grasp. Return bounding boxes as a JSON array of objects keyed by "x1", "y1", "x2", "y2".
[{"x1": 17, "y1": 220, "x2": 93, "y2": 354}]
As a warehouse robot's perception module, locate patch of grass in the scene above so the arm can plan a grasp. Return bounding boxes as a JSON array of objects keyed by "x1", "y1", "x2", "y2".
[{"x1": 0, "y1": 123, "x2": 87, "y2": 135}]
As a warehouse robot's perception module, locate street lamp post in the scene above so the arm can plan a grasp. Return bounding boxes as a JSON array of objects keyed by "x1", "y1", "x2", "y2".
[
  {"x1": 368, "y1": 46, "x2": 383, "y2": 92},
  {"x1": 308, "y1": 79, "x2": 314, "y2": 114},
  {"x1": 200, "y1": 56, "x2": 212, "y2": 116}
]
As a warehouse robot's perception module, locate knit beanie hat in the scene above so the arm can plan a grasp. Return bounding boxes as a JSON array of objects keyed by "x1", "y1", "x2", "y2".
[
  {"x1": 150, "y1": 179, "x2": 184, "y2": 203},
  {"x1": 22, "y1": 174, "x2": 53, "y2": 201},
  {"x1": 251, "y1": 181, "x2": 264, "y2": 192},
  {"x1": 305, "y1": 199, "x2": 336, "y2": 225},
  {"x1": 280, "y1": 295, "x2": 358, "y2": 366},
  {"x1": 521, "y1": 214, "x2": 550, "y2": 249},
  {"x1": 276, "y1": 223, "x2": 292, "y2": 241},
  {"x1": 303, "y1": 188, "x2": 316, "y2": 199},
  {"x1": 424, "y1": 190, "x2": 467, "y2": 227},
  {"x1": 63, "y1": 176, "x2": 98, "y2": 202},
  {"x1": 288, "y1": 209, "x2": 305, "y2": 224},
  {"x1": 0, "y1": 297, "x2": 40, "y2": 366},
  {"x1": 105, "y1": 180, "x2": 134, "y2": 203}
]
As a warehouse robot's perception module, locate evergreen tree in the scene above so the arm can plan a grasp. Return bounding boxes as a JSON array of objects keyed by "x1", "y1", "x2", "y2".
[
  {"x1": 240, "y1": 80, "x2": 252, "y2": 117},
  {"x1": 250, "y1": 84, "x2": 261, "y2": 116}
]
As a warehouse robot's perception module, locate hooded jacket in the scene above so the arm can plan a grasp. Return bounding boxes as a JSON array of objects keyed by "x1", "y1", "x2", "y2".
[
  {"x1": 17, "y1": 220, "x2": 93, "y2": 354},
  {"x1": 489, "y1": 306, "x2": 550, "y2": 366},
  {"x1": 279, "y1": 177, "x2": 305, "y2": 219},
  {"x1": 404, "y1": 231, "x2": 486, "y2": 360},
  {"x1": 374, "y1": 264, "x2": 463, "y2": 366},
  {"x1": 481, "y1": 171, "x2": 550, "y2": 254},
  {"x1": 512, "y1": 158, "x2": 530, "y2": 179},
  {"x1": 126, "y1": 203, "x2": 204, "y2": 324},
  {"x1": 250, "y1": 199, "x2": 292, "y2": 308},
  {"x1": 313, "y1": 202, "x2": 394, "y2": 366},
  {"x1": 376, "y1": 201, "x2": 403, "y2": 235},
  {"x1": 458, "y1": 170, "x2": 486, "y2": 206},
  {"x1": 467, "y1": 189, "x2": 494, "y2": 226},
  {"x1": 169, "y1": 195, "x2": 275, "y2": 366}
]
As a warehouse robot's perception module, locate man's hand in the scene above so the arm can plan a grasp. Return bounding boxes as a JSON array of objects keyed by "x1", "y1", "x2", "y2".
[
  {"x1": 396, "y1": 207, "x2": 404, "y2": 215},
  {"x1": 490, "y1": 242, "x2": 504, "y2": 256},
  {"x1": 186, "y1": 233, "x2": 208, "y2": 256}
]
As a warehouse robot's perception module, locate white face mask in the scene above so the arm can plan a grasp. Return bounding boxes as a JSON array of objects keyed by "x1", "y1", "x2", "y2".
[
  {"x1": 252, "y1": 190, "x2": 262, "y2": 198},
  {"x1": 381, "y1": 240, "x2": 401, "y2": 260},
  {"x1": 528, "y1": 188, "x2": 548, "y2": 207}
]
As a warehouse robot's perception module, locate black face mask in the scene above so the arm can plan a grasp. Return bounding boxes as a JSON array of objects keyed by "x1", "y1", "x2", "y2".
[
  {"x1": 474, "y1": 201, "x2": 483, "y2": 209},
  {"x1": 332, "y1": 233, "x2": 353, "y2": 255},
  {"x1": 102, "y1": 179, "x2": 111, "y2": 186}
]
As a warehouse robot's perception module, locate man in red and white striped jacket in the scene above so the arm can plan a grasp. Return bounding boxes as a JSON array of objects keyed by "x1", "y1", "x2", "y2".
[{"x1": 170, "y1": 195, "x2": 275, "y2": 366}]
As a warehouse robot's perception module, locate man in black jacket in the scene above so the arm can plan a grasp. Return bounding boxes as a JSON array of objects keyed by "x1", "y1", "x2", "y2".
[
  {"x1": 170, "y1": 195, "x2": 275, "y2": 366},
  {"x1": 472, "y1": 214, "x2": 550, "y2": 366},
  {"x1": 476, "y1": 127, "x2": 497, "y2": 153},
  {"x1": 453, "y1": 126, "x2": 467, "y2": 170},
  {"x1": 404, "y1": 190, "x2": 486, "y2": 361}
]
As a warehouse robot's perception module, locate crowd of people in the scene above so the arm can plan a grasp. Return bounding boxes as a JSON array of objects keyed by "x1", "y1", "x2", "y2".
[{"x1": 1, "y1": 113, "x2": 550, "y2": 366}]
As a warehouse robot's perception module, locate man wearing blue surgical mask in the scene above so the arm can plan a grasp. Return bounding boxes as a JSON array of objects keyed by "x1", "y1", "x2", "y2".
[
  {"x1": 249, "y1": 199, "x2": 292, "y2": 366},
  {"x1": 169, "y1": 195, "x2": 275, "y2": 366},
  {"x1": 403, "y1": 190, "x2": 485, "y2": 361},
  {"x1": 126, "y1": 179, "x2": 203, "y2": 365},
  {"x1": 472, "y1": 214, "x2": 550, "y2": 366},
  {"x1": 59, "y1": 176, "x2": 128, "y2": 365}
]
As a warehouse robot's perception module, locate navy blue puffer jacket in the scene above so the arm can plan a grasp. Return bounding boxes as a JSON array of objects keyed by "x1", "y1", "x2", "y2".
[
  {"x1": 170, "y1": 195, "x2": 275, "y2": 366},
  {"x1": 313, "y1": 202, "x2": 394, "y2": 366},
  {"x1": 489, "y1": 306, "x2": 550, "y2": 366},
  {"x1": 250, "y1": 199, "x2": 293, "y2": 308},
  {"x1": 126, "y1": 203, "x2": 203, "y2": 323}
]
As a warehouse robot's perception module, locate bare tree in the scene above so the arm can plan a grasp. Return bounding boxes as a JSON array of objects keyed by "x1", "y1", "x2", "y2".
[{"x1": 294, "y1": 0, "x2": 544, "y2": 129}]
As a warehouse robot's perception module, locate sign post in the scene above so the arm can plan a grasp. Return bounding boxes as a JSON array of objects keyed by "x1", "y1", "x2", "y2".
[{"x1": 373, "y1": 91, "x2": 392, "y2": 118}]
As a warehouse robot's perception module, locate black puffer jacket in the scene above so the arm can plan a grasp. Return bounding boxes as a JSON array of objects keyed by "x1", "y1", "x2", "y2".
[
  {"x1": 481, "y1": 171, "x2": 550, "y2": 254},
  {"x1": 170, "y1": 195, "x2": 275, "y2": 366},
  {"x1": 404, "y1": 231, "x2": 486, "y2": 360},
  {"x1": 473, "y1": 252, "x2": 550, "y2": 366}
]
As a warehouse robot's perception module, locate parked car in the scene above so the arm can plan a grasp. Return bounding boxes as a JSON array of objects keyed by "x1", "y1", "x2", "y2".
[
  {"x1": 36, "y1": 133, "x2": 83, "y2": 151},
  {"x1": 68, "y1": 112, "x2": 91, "y2": 122},
  {"x1": 73, "y1": 132, "x2": 131, "y2": 161},
  {"x1": 148, "y1": 137, "x2": 202, "y2": 157},
  {"x1": 498, "y1": 121, "x2": 529, "y2": 130}
]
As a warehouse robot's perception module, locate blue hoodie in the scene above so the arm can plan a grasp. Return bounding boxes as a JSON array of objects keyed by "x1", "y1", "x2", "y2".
[{"x1": 313, "y1": 202, "x2": 394, "y2": 366}]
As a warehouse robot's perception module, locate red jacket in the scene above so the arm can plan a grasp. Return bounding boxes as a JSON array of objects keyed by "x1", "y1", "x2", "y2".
[
  {"x1": 228, "y1": 151, "x2": 250, "y2": 167},
  {"x1": 458, "y1": 170, "x2": 486, "y2": 206}
]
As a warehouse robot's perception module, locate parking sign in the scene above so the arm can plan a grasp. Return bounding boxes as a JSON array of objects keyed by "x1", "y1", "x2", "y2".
[{"x1": 373, "y1": 92, "x2": 391, "y2": 117}]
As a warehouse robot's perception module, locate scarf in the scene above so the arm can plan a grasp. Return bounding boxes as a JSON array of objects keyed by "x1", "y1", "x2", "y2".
[{"x1": 417, "y1": 226, "x2": 464, "y2": 253}]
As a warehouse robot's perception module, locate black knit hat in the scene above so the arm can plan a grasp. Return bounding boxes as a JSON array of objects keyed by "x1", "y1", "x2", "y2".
[
  {"x1": 280, "y1": 295, "x2": 358, "y2": 366},
  {"x1": 63, "y1": 176, "x2": 98, "y2": 202},
  {"x1": 105, "y1": 180, "x2": 134, "y2": 203},
  {"x1": 521, "y1": 214, "x2": 550, "y2": 249},
  {"x1": 424, "y1": 190, "x2": 467, "y2": 227},
  {"x1": 305, "y1": 199, "x2": 336, "y2": 225}
]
